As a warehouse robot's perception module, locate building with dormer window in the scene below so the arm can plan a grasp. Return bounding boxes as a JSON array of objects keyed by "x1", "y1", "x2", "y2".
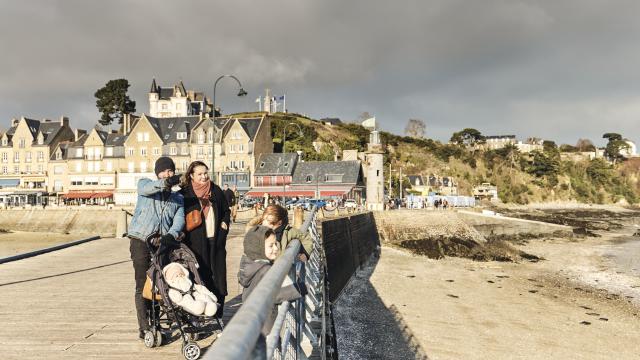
[{"x1": 148, "y1": 79, "x2": 210, "y2": 118}]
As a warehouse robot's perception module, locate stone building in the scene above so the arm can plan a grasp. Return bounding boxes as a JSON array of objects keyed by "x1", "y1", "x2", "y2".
[
  {"x1": 148, "y1": 79, "x2": 209, "y2": 118},
  {"x1": 365, "y1": 130, "x2": 384, "y2": 211},
  {"x1": 0, "y1": 116, "x2": 74, "y2": 206}
]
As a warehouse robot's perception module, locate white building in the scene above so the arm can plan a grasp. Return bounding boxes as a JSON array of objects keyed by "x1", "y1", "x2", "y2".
[
  {"x1": 365, "y1": 130, "x2": 384, "y2": 211},
  {"x1": 148, "y1": 79, "x2": 209, "y2": 118}
]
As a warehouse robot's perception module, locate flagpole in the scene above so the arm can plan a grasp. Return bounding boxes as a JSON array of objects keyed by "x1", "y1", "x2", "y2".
[{"x1": 283, "y1": 94, "x2": 286, "y2": 113}]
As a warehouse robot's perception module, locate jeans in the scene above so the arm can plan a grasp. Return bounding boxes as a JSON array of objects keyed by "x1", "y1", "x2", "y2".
[{"x1": 129, "y1": 238, "x2": 150, "y2": 332}]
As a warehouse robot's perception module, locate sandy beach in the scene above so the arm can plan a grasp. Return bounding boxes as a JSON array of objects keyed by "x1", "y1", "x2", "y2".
[
  {"x1": 335, "y1": 208, "x2": 640, "y2": 360},
  {"x1": 0, "y1": 231, "x2": 84, "y2": 258}
]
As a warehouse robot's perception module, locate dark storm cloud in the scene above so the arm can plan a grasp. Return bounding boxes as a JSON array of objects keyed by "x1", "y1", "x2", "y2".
[{"x1": 1, "y1": 0, "x2": 639, "y2": 146}]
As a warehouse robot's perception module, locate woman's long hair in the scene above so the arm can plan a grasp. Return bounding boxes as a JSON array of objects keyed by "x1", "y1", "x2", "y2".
[
  {"x1": 180, "y1": 160, "x2": 209, "y2": 188},
  {"x1": 247, "y1": 204, "x2": 288, "y2": 229}
]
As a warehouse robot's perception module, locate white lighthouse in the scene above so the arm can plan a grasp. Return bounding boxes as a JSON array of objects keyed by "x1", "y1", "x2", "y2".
[{"x1": 366, "y1": 129, "x2": 385, "y2": 211}]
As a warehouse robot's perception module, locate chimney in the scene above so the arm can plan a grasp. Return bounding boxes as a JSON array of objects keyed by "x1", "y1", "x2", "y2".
[
  {"x1": 60, "y1": 116, "x2": 69, "y2": 128},
  {"x1": 123, "y1": 114, "x2": 130, "y2": 135},
  {"x1": 11, "y1": 118, "x2": 18, "y2": 127}
]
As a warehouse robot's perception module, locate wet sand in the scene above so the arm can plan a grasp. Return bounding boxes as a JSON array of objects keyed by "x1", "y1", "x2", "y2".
[
  {"x1": 361, "y1": 239, "x2": 640, "y2": 359},
  {"x1": 0, "y1": 231, "x2": 84, "y2": 258}
]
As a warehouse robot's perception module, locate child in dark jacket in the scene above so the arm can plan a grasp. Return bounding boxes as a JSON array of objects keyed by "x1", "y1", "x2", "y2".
[{"x1": 238, "y1": 225, "x2": 302, "y2": 335}]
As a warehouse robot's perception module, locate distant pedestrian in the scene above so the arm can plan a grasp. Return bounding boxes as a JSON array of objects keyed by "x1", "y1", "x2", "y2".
[{"x1": 223, "y1": 184, "x2": 237, "y2": 223}]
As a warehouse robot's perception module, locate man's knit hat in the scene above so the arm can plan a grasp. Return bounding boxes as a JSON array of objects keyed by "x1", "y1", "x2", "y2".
[
  {"x1": 154, "y1": 156, "x2": 176, "y2": 175},
  {"x1": 243, "y1": 225, "x2": 274, "y2": 261}
]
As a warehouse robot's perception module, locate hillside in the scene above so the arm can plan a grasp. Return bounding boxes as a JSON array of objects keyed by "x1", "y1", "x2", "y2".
[{"x1": 231, "y1": 111, "x2": 640, "y2": 205}]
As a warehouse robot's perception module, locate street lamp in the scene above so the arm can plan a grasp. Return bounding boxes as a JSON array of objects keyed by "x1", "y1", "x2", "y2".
[
  {"x1": 211, "y1": 74, "x2": 247, "y2": 183},
  {"x1": 282, "y1": 122, "x2": 303, "y2": 203}
]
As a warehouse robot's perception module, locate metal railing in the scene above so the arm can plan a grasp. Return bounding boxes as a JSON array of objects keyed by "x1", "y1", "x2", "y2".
[{"x1": 205, "y1": 205, "x2": 332, "y2": 360}]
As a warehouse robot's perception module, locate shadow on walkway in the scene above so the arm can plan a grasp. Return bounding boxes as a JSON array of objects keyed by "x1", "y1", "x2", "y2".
[{"x1": 333, "y1": 255, "x2": 430, "y2": 360}]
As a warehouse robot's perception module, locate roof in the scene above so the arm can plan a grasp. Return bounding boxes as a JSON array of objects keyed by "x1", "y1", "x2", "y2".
[
  {"x1": 50, "y1": 142, "x2": 71, "y2": 160},
  {"x1": 156, "y1": 80, "x2": 188, "y2": 100},
  {"x1": 407, "y1": 175, "x2": 425, "y2": 186},
  {"x1": 105, "y1": 133, "x2": 126, "y2": 146},
  {"x1": 38, "y1": 122, "x2": 64, "y2": 145},
  {"x1": 144, "y1": 115, "x2": 201, "y2": 144},
  {"x1": 292, "y1": 161, "x2": 362, "y2": 185},
  {"x1": 320, "y1": 117, "x2": 342, "y2": 125},
  {"x1": 486, "y1": 135, "x2": 516, "y2": 140},
  {"x1": 255, "y1": 153, "x2": 298, "y2": 175},
  {"x1": 237, "y1": 118, "x2": 262, "y2": 140}
]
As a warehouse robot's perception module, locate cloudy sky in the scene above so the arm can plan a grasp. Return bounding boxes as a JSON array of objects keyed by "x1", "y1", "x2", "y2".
[{"x1": 1, "y1": 0, "x2": 638, "y2": 146}]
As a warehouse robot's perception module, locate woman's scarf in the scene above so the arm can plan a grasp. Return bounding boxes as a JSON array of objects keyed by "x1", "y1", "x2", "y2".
[{"x1": 192, "y1": 180, "x2": 212, "y2": 218}]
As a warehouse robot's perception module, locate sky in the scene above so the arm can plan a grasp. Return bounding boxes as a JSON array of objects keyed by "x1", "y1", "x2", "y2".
[{"x1": 1, "y1": 0, "x2": 639, "y2": 147}]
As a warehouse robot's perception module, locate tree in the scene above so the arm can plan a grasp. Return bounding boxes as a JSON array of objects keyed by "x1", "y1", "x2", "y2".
[
  {"x1": 95, "y1": 79, "x2": 136, "y2": 126},
  {"x1": 404, "y1": 118, "x2": 426, "y2": 138},
  {"x1": 575, "y1": 138, "x2": 595, "y2": 152},
  {"x1": 450, "y1": 128, "x2": 486, "y2": 147},
  {"x1": 602, "y1": 132, "x2": 630, "y2": 164}
]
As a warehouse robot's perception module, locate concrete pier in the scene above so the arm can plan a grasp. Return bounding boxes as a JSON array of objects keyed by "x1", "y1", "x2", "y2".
[{"x1": 0, "y1": 221, "x2": 247, "y2": 359}]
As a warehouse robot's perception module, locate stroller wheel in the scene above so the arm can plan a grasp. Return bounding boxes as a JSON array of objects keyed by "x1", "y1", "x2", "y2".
[
  {"x1": 182, "y1": 341, "x2": 201, "y2": 360},
  {"x1": 154, "y1": 331, "x2": 163, "y2": 347},
  {"x1": 143, "y1": 330, "x2": 156, "y2": 348}
]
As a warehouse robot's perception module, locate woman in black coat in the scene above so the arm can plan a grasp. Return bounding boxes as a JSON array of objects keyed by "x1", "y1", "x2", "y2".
[{"x1": 180, "y1": 161, "x2": 231, "y2": 317}]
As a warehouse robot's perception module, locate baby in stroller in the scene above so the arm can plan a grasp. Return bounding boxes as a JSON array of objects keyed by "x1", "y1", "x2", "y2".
[{"x1": 142, "y1": 237, "x2": 224, "y2": 360}]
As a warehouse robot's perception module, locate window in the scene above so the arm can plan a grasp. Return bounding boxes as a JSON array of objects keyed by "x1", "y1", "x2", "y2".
[
  {"x1": 140, "y1": 162, "x2": 147, "y2": 173},
  {"x1": 170, "y1": 147, "x2": 177, "y2": 155},
  {"x1": 14, "y1": 153, "x2": 19, "y2": 162},
  {"x1": 237, "y1": 174, "x2": 248, "y2": 183},
  {"x1": 106, "y1": 161, "x2": 112, "y2": 172},
  {"x1": 37, "y1": 151, "x2": 43, "y2": 161},
  {"x1": 87, "y1": 162, "x2": 94, "y2": 172},
  {"x1": 127, "y1": 148, "x2": 134, "y2": 156},
  {"x1": 25, "y1": 165, "x2": 30, "y2": 173},
  {"x1": 95, "y1": 162, "x2": 101, "y2": 172},
  {"x1": 377, "y1": 170, "x2": 380, "y2": 176},
  {"x1": 71, "y1": 179, "x2": 83, "y2": 186},
  {"x1": 239, "y1": 160, "x2": 245, "y2": 169},
  {"x1": 168, "y1": 123, "x2": 174, "y2": 129},
  {"x1": 137, "y1": 133, "x2": 143, "y2": 141},
  {"x1": 37, "y1": 164, "x2": 43, "y2": 173},
  {"x1": 271, "y1": 176, "x2": 277, "y2": 184},
  {"x1": 54, "y1": 180, "x2": 63, "y2": 192},
  {"x1": 177, "y1": 132, "x2": 187, "y2": 140},
  {"x1": 25, "y1": 152, "x2": 31, "y2": 162},
  {"x1": 140, "y1": 147, "x2": 147, "y2": 156},
  {"x1": 306, "y1": 175, "x2": 313, "y2": 183},
  {"x1": 181, "y1": 146, "x2": 188, "y2": 155},
  {"x1": 176, "y1": 103, "x2": 181, "y2": 110},
  {"x1": 1, "y1": 138, "x2": 6, "y2": 146},
  {"x1": 239, "y1": 144, "x2": 244, "y2": 153},
  {"x1": 19, "y1": 139, "x2": 25, "y2": 148},
  {"x1": 181, "y1": 161, "x2": 188, "y2": 171},
  {"x1": 257, "y1": 177, "x2": 263, "y2": 186},
  {"x1": 198, "y1": 132, "x2": 205, "y2": 144},
  {"x1": 208, "y1": 131, "x2": 213, "y2": 143},
  {"x1": 1, "y1": 152, "x2": 6, "y2": 162},
  {"x1": 153, "y1": 147, "x2": 160, "y2": 155},
  {"x1": 197, "y1": 147, "x2": 203, "y2": 156},
  {"x1": 85, "y1": 177, "x2": 98, "y2": 186},
  {"x1": 144, "y1": 132, "x2": 149, "y2": 142},
  {"x1": 13, "y1": 165, "x2": 19, "y2": 174},
  {"x1": 230, "y1": 160, "x2": 237, "y2": 169},
  {"x1": 260, "y1": 162, "x2": 265, "y2": 168},
  {"x1": 162, "y1": 104, "x2": 168, "y2": 110},
  {"x1": 54, "y1": 166, "x2": 63, "y2": 175},
  {"x1": 1, "y1": 166, "x2": 6, "y2": 174},
  {"x1": 87, "y1": 148, "x2": 94, "y2": 159},
  {"x1": 56, "y1": 151, "x2": 62, "y2": 160},
  {"x1": 75, "y1": 163, "x2": 82, "y2": 172},
  {"x1": 128, "y1": 162, "x2": 134, "y2": 173},
  {"x1": 100, "y1": 177, "x2": 114, "y2": 186},
  {"x1": 105, "y1": 147, "x2": 113, "y2": 156}
]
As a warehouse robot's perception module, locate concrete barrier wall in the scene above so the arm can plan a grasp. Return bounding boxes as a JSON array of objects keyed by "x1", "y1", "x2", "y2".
[
  {"x1": 456, "y1": 210, "x2": 573, "y2": 237},
  {"x1": 0, "y1": 209, "x2": 119, "y2": 236}
]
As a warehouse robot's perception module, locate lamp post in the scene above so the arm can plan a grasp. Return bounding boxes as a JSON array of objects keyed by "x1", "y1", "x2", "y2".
[
  {"x1": 211, "y1": 74, "x2": 247, "y2": 183},
  {"x1": 282, "y1": 122, "x2": 303, "y2": 203}
]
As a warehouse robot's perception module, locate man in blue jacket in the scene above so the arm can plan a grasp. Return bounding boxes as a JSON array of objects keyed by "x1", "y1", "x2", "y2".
[{"x1": 127, "y1": 157, "x2": 184, "y2": 339}]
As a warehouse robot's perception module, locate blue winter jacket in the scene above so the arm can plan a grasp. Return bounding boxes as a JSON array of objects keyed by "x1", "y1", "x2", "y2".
[{"x1": 127, "y1": 178, "x2": 185, "y2": 241}]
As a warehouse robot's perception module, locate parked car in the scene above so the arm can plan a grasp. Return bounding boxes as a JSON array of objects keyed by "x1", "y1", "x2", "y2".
[
  {"x1": 305, "y1": 199, "x2": 327, "y2": 210},
  {"x1": 344, "y1": 199, "x2": 358, "y2": 209}
]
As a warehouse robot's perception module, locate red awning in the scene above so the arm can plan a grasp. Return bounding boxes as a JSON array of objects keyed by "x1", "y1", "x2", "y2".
[
  {"x1": 245, "y1": 189, "x2": 315, "y2": 197},
  {"x1": 61, "y1": 192, "x2": 94, "y2": 199},
  {"x1": 91, "y1": 192, "x2": 114, "y2": 198}
]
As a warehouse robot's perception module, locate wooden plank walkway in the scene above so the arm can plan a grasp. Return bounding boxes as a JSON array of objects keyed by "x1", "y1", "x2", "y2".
[{"x1": 0, "y1": 220, "x2": 249, "y2": 360}]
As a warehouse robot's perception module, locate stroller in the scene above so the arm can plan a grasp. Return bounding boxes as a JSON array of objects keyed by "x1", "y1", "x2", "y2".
[{"x1": 142, "y1": 236, "x2": 225, "y2": 360}]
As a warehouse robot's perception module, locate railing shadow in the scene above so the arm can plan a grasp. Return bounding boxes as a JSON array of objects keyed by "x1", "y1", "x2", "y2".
[{"x1": 333, "y1": 254, "x2": 431, "y2": 360}]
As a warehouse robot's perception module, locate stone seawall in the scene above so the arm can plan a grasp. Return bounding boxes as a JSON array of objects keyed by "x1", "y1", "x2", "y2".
[
  {"x1": 0, "y1": 209, "x2": 119, "y2": 236},
  {"x1": 456, "y1": 210, "x2": 574, "y2": 238}
]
